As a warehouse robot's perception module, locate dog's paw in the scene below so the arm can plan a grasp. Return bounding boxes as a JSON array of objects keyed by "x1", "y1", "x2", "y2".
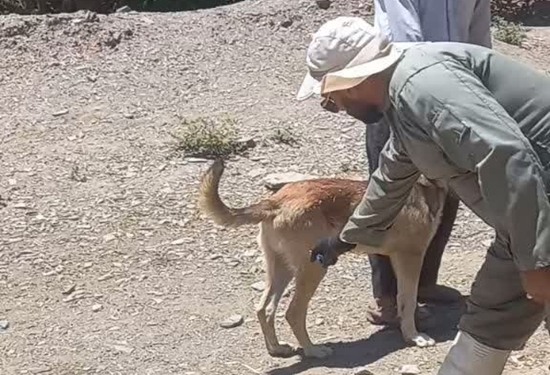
[
  {"x1": 303, "y1": 344, "x2": 333, "y2": 359},
  {"x1": 408, "y1": 333, "x2": 436, "y2": 348},
  {"x1": 268, "y1": 343, "x2": 296, "y2": 358}
]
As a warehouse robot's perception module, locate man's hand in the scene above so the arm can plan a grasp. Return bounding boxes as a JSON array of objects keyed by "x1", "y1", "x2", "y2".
[
  {"x1": 310, "y1": 236, "x2": 356, "y2": 268},
  {"x1": 520, "y1": 267, "x2": 550, "y2": 303}
]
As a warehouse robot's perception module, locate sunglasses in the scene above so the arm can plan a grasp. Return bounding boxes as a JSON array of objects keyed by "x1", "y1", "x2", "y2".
[{"x1": 320, "y1": 95, "x2": 339, "y2": 113}]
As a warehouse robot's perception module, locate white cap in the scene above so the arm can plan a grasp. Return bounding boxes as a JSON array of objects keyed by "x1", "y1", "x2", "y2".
[{"x1": 297, "y1": 16, "x2": 402, "y2": 101}]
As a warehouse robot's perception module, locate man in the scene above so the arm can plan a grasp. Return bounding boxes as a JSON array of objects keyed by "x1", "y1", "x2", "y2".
[
  {"x1": 363, "y1": 0, "x2": 492, "y2": 325},
  {"x1": 297, "y1": 17, "x2": 550, "y2": 374}
]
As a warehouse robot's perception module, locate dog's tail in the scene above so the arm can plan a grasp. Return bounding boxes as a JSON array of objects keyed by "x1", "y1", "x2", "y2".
[{"x1": 198, "y1": 159, "x2": 275, "y2": 227}]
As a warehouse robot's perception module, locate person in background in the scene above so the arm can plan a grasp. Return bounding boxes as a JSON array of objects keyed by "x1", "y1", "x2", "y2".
[{"x1": 363, "y1": 0, "x2": 492, "y2": 325}]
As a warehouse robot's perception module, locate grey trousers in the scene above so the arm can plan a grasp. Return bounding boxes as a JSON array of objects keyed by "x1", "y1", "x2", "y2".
[{"x1": 460, "y1": 233, "x2": 546, "y2": 350}]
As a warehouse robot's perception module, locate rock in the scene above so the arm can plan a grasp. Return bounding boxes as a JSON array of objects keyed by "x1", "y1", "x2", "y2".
[
  {"x1": 353, "y1": 368, "x2": 374, "y2": 375},
  {"x1": 263, "y1": 172, "x2": 318, "y2": 191},
  {"x1": 251, "y1": 281, "x2": 265, "y2": 292},
  {"x1": 116, "y1": 5, "x2": 132, "y2": 12},
  {"x1": 220, "y1": 314, "x2": 244, "y2": 329},
  {"x1": 0, "y1": 320, "x2": 9, "y2": 331},
  {"x1": 103, "y1": 233, "x2": 116, "y2": 242},
  {"x1": 62, "y1": 283, "x2": 76, "y2": 295},
  {"x1": 91, "y1": 304, "x2": 103, "y2": 312},
  {"x1": 29, "y1": 366, "x2": 51, "y2": 374},
  {"x1": 97, "y1": 272, "x2": 113, "y2": 281},
  {"x1": 248, "y1": 168, "x2": 266, "y2": 178},
  {"x1": 399, "y1": 365, "x2": 420, "y2": 374},
  {"x1": 111, "y1": 344, "x2": 134, "y2": 354},
  {"x1": 280, "y1": 19, "x2": 293, "y2": 28},
  {"x1": 171, "y1": 238, "x2": 187, "y2": 245},
  {"x1": 13, "y1": 202, "x2": 28, "y2": 209},
  {"x1": 209, "y1": 254, "x2": 222, "y2": 260},
  {"x1": 236, "y1": 137, "x2": 256, "y2": 150},
  {"x1": 316, "y1": 0, "x2": 332, "y2": 9},
  {"x1": 52, "y1": 109, "x2": 69, "y2": 117},
  {"x1": 8, "y1": 179, "x2": 16, "y2": 186}
]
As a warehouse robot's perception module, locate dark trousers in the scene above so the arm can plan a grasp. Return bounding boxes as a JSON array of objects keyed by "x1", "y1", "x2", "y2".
[{"x1": 365, "y1": 120, "x2": 460, "y2": 298}]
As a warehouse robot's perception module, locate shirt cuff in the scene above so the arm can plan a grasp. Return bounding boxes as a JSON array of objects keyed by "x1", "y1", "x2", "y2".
[{"x1": 339, "y1": 226, "x2": 387, "y2": 248}]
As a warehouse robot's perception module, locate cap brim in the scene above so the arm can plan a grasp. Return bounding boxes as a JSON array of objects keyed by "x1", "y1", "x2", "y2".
[
  {"x1": 321, "y1": 46, "x2": 404, "y2": 94},
  {"x1": 296, "y1": 73, "x2": 322, "y2": 101}
]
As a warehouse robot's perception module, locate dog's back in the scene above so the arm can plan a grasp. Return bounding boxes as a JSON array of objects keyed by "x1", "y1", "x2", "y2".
[{"x1": 198, "y1": 159, "x2": 445, "y2": 260}]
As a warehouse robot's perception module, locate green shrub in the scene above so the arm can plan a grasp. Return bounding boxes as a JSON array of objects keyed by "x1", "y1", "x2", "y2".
[
  {"x1": 171, "y1": 116, "x2": 254, "y2": 158},
  {"x1": 492, "y1": 16, "x2": 527, "y2": 46}
]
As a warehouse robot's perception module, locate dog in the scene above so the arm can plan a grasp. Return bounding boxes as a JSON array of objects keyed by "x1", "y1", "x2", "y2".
[{"x1": 198, "y1": 159, "x2": 447, "y2": 358}]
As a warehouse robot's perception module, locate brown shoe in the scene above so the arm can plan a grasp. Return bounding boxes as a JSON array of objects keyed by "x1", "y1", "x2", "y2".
[
  {"x1": 366, "y1": 297, "x2": 432, "y2": 327},
  {"x1": 417, "y1": 284, "x2": 462, "y2": 304}
]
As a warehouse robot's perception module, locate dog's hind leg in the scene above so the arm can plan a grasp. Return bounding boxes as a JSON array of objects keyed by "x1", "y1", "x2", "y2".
[
  {"x1": 256, "y1": 232, "x2": 295, "y2": 357},
  {"x1": 285, "y1": 262, "x2": 332, "y2": 359},
  {"x1": 391, "y1": 250, "x2": 436, "y2": 348}
]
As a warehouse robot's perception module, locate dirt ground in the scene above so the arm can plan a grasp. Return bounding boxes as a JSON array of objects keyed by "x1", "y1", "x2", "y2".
[{"x1": 0, "y1": 1, "x2": 549, "y2": 374}]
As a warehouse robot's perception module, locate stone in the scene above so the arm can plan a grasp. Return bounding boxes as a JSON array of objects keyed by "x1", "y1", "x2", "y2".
[
  {"x1": 97, "y1": 272, "x2": 113, "y2": 281},
  {"x1": 91, "y1": 304, "x2": 103, "y2": 312},
  {"x1": 103, "y1": 233, "x2": 116, "y2": 242},
  {"x1": 399, "y1": 365, "x2": 420, "y2": 374},
  {"x1": 62, "y1": 283, "x2": 76, "y2": 295},
  {"x1": 220, "y1": 314, "x2": 244, "y2": 329},
  {"x1": 251, "y1": 281, "x2": 265, "y2": 292},
  {"x1": 111, "y1": 344, "x2": 134, "y2": 354},
  {"x1": 248, "y1": 168, "x2": 266, "y2": 178},
  {"x1": 280, "y1": 19, "x2": 293, "y2": 28},
  {"x1": 316, "y1": 0, "x2": 331, "y2": 9},
  {"x1": 171, "y1": 238, "x2": 187, "y2": 245},
  {"x1": 0, "y1": 320, "x2": 9, "y2": 330},
  {"x1": 263, "y1": 172, "x2": 318, "y2": 191},
  {"x1": 353, "y1": 369, "x2": 374, "y2": 375},
  {"x1": 52, "y1": 109, "x2": 69, "y2": 117}
]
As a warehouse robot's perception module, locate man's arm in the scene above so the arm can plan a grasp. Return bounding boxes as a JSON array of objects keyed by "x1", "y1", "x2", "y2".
[
  {"x1": 339, "y1": 133, "x2": 420, "y2": 246},
  {"x1": 381, "y1": 0, "x2": 424, "y2": 42},
  {"x1": 403, "y1": 59, "x2": 550, "y2": 271}
]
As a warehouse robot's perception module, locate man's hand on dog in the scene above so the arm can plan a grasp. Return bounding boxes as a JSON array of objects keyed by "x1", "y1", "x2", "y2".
[{"x1": 310, "y1": 236, "x2": 356, "y2": 268}]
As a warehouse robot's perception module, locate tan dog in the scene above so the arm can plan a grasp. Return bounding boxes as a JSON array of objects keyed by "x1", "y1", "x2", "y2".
[{"x1": 198, "y1": 159, "x2": 447, "y2": 358}]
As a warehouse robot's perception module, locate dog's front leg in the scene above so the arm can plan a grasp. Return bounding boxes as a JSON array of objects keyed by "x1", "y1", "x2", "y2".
[{"x1": 390, "y1": 250, "x2": 436, "y2": 348}]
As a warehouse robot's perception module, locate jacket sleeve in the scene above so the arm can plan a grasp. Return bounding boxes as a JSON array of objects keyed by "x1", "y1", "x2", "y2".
[
  {"x1": 384, "y1": 0, "x2": 424, "y2": 42},
  {"x1": 402, "y1": 59, "x2": 550, "y2": 271},
  {"x1": 340, "y1": 132, "x2": 420, "y2": 246}
]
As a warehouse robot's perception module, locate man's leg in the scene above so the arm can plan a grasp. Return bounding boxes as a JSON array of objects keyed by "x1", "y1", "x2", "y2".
[
  {"x1": 438, "y1": 233, "x2": 545, "y2": 374},
  {"x1": 447, "y1": 0, "x2": 491, "y2": 48},
  {"x1": 469, "y1": 0, "x2": 492, "y2": 48}
]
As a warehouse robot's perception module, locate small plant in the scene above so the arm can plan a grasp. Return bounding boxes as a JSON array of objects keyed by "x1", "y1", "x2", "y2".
[
  {"x1": 492, "y1": 16, "x2": 526, "y2": 46},
  {"x1": 171, "y1": 116, "x2": 253, "y2": 158},
  {"x1": 270, "y1": 127, "x2": 299, "y2": 146}
]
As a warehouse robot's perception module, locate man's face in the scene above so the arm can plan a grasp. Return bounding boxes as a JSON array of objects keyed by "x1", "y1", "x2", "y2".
[
  {"x1": 320, "y1": 76, "x2": 386, "y2": 124},
  {"x1": 321, "y1": 89, "x2": 384, "y2": 125}
]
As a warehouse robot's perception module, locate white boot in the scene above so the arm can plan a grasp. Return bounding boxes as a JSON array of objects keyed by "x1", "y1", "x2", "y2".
[{"x1": 437, "y1": 331, "x2": 510, "y2": 375}]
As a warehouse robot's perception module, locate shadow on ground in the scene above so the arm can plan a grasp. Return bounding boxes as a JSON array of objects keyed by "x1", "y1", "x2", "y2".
[{"x1": 268, "y1": 300, "x2": 466, "y2": 375}]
